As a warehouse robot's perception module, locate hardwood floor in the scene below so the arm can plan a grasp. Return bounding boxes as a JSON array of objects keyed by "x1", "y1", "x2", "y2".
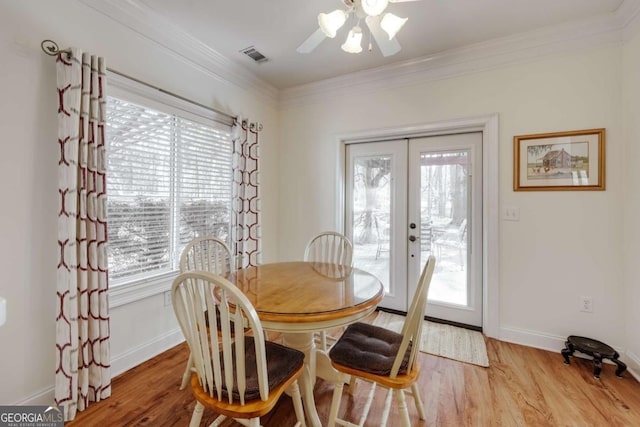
[{"x1": 67, "y1": 331, "x2": 640, "y2": 426}]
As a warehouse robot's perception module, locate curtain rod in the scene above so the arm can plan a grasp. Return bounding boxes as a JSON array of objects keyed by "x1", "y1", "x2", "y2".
[{"x1": 41, "y1": 39, "x2": 237, "y2": 124}]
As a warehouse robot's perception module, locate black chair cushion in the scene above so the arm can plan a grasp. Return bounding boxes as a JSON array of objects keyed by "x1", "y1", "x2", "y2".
[
  {"x1": 219, "y1": 337, "x2": 304, "y2": 401},
  {"x1": 329, "y1": 322, "x2": 411, "y2": 376}
]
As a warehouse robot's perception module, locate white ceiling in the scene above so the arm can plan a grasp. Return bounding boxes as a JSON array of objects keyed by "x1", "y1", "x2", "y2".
[{"x1": 139, "y1": 0, "x2": 625, "y2": 90}]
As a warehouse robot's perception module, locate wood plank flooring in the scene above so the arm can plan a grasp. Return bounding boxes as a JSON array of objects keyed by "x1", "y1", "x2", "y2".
[{"x1": 67, "y1": 329, "x2": 640, "y2": 426}]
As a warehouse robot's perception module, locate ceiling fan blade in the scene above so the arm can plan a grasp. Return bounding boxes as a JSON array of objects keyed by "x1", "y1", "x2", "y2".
[
  {"x1": 296, "y1": 28, "x2": 327, "y2": 54},
  {"x1": 365, "y1": 16, "x2": 401, "y2": 57}
]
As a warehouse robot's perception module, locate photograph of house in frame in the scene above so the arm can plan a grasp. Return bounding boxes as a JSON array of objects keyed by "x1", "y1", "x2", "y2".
[{"x1": 514, "y1": 128, "x2": 605, "y2": 191}]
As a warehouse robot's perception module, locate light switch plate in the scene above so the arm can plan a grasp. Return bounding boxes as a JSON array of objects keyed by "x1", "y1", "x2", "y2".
[{"x1": 502, "y1": 206, "x2": 520, "y2": 221}]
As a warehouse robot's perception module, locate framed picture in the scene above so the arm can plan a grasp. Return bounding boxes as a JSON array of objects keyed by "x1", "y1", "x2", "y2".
[{"x1": 513, "y1": 128, "x2": 605, "y2": 191}]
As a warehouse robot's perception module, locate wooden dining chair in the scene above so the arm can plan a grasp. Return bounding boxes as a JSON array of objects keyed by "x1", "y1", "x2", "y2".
[
  {"x1": 180, "y1": 236, "x2": 234, "y2": 275},
  {"x1": 304, "y1": 231, "x2": 354, "y2": 351},
  {"x1": 326, "y1": 255, "x2": 436, "y2": 427},
  {"x1": 304, "y1": 231, "x2": 353, "y2": 267},
  {"x1": 178, "y1": 236, "x2": 234, "y2": 390},
  {"x1": 172, "y1": 271, "x2": 307, "y2": 427}
]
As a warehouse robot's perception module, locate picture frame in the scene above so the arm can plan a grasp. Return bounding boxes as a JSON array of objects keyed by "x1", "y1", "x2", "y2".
[{"x1": 513, "y1": 128, "x2": 605, "y2": 191}]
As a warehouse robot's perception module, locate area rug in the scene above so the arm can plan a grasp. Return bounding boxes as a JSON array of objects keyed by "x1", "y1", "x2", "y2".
[{"x1": 371, "y1": 311, "x2": 489, "y2": 367}]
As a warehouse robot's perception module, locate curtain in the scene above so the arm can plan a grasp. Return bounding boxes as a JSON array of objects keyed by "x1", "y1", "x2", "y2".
[
  {"x1": 231, "y1": 119, "x2": 262, "y2": 268},
  {"x1": 55, "y1": 48, "x2": 111, "y2": 421}
]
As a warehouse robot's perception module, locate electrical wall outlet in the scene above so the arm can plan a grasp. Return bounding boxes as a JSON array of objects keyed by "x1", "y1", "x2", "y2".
[
  {"x1": 0, "y1": 296, "x2": 6, "y2": 327},
  {"x1": 580, "y1": 296, "x2": 593, "y2": 313},
  {"x1": 164, "y1": 290, "x2": 172, "y2": 307}
]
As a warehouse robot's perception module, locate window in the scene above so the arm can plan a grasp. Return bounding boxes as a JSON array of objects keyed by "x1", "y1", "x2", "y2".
[{"x1": 105, "y1": 95, "x2": 233, "y2": 284}]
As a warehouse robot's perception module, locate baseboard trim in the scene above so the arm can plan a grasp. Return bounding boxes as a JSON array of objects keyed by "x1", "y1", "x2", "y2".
[
  {"x1": 499, "y1": 326, "x2": 637, "y2": 370},
  {"x1": 625, "y1": 351, "x2": 640, "y2": 381},
  {"x1": 13, "y1": 329, "x2": 184, "y2": 406},
  {"x1": 500, "y1": 326, "x2": 626, "y2": 354},
  {"x1": 14, "y1": 325, "x2": 637, "y2": 406},
  {"x1": 499, "y1": 326, "x2": 567, "y2": 353},
  {"x1": 14, "y1": 385, "x2": 55, "y2": 406},
  {"x1": 111, "y1": 328, "x2": 185, "y2": 378}
]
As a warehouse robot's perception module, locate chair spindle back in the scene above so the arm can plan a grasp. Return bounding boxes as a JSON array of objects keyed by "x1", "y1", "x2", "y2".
[
  {"x1": 180, "y1": 237, "x2": 234, "y2": 275},
  {"x1": 172, "y1": 271, "x2": 268, "y2": 405},
  {"x1": 391, "y1": 255, "x2": 436, "y2": 378},
  {"x1": 304, "y1": 231, "x2": 353, "y2": 266}
]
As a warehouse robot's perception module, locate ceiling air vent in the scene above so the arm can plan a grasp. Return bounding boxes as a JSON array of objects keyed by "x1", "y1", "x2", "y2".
[{"x1": 240, "y1": 46, "x2": 268, "y2": 63}]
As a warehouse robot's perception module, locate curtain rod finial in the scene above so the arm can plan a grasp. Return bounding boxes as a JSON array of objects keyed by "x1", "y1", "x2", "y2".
[
  {"x1": 41, "y1": 39, "x2": 72, "y2": 58},
  {"x1": 247, "y1": 122, "x2": 263, "y2": 132},
  {"x1": 41, "y1": 39, "x2": 60, "y2": 56}
]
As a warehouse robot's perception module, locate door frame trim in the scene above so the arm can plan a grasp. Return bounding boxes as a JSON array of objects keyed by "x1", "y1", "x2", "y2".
[{"x1": 336, "y1": 113, "x2": 500, "y2": 339}]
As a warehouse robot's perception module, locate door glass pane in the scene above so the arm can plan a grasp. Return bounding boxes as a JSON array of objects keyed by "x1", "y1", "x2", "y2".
[
  {"x1": 419, "y1": 150, "x2": 469, "y2": 306},
  {"x1": 351, "y1": 156, "x2": 391, "y2": 294}
]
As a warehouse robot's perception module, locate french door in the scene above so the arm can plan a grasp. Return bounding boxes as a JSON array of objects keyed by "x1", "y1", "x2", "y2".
[{"x1": 345, "y1": 133, "x2": 483, "y2": 327}]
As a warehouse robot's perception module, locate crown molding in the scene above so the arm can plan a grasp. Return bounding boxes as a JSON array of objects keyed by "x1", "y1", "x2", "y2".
[
  {"x1": 619, "y1": 0, "x2": 640, "y2": 41},
  {"x1": 78, "y1": 0, "x2": 278, "y2": 106},
  {"x1": 280, "y1": 0, "x2": 640, "y2": 109},
  {"x1": 77, "y1": 0, "x2": 640, "y2": 110}
]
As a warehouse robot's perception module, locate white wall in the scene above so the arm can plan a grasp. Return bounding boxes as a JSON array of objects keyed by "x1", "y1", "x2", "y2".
[
  {"x1": 278, "y1": 46, "x2": 626, "y2": 353},
  {"x1": 622, "y1": 30, "x2": 640, "y2": 375},
  {"x1": 1, "y1": 0, "x2": 637, "y2": 407},
  {"x1": 0, "y1": 0, "x2": 279, "y2": 404}
]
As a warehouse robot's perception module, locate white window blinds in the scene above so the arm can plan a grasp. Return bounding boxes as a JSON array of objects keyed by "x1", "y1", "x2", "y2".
[{"x1": 106, "y1": 97, "x2": 232, "y2": 282}]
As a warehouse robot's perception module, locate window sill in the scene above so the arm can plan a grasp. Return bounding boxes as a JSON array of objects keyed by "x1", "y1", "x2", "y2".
[{"x1": 109, "y1": 271, "x2": 179, "y2": 309}]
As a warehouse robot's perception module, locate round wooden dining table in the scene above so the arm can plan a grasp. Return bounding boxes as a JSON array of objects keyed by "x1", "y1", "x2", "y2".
[{"x1": 227, "y1": 261, "x2": 384, "y2": 427}]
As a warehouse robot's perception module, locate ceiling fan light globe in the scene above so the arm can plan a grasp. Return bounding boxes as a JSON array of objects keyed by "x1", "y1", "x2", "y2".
[
  {"x1": 362, "y1": 0, "x2": 389, "y2": 17},
  {"x1": 341, "y1": 26, "x2": 363, "y2": 53},
  {"x1": 380, "y1": 12, "x2": 407, "y2": 40},
  {"x1": 318, "y1": 10, "x2": 347, "y2": 38}
]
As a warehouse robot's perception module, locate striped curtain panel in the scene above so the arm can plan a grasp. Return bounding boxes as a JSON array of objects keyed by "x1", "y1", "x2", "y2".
[
  {"x1": 231, "y1": 119, "x2": 262, "y2": 268},
  {"x1": 55, "y1": 48, "x2": 111, "y2": 421}
]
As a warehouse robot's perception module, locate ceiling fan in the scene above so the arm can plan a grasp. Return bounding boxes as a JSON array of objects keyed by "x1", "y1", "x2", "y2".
[{"x1": 297, "y1": 0, "x2": 420, "y2": 57}]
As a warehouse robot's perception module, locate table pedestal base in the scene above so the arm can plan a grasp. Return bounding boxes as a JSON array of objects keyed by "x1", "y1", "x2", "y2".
[
  {"x1": 282, "y1": 332, "x2": 322, "y2": 427},
  {"x1": 315, "y1": 349, "x2": 342, "y2": 383}
]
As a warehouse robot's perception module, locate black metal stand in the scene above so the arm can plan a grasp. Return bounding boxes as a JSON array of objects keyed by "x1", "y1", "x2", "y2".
[{"x1": 562, "y1": 335, "x2": 627, "y2": 379}]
